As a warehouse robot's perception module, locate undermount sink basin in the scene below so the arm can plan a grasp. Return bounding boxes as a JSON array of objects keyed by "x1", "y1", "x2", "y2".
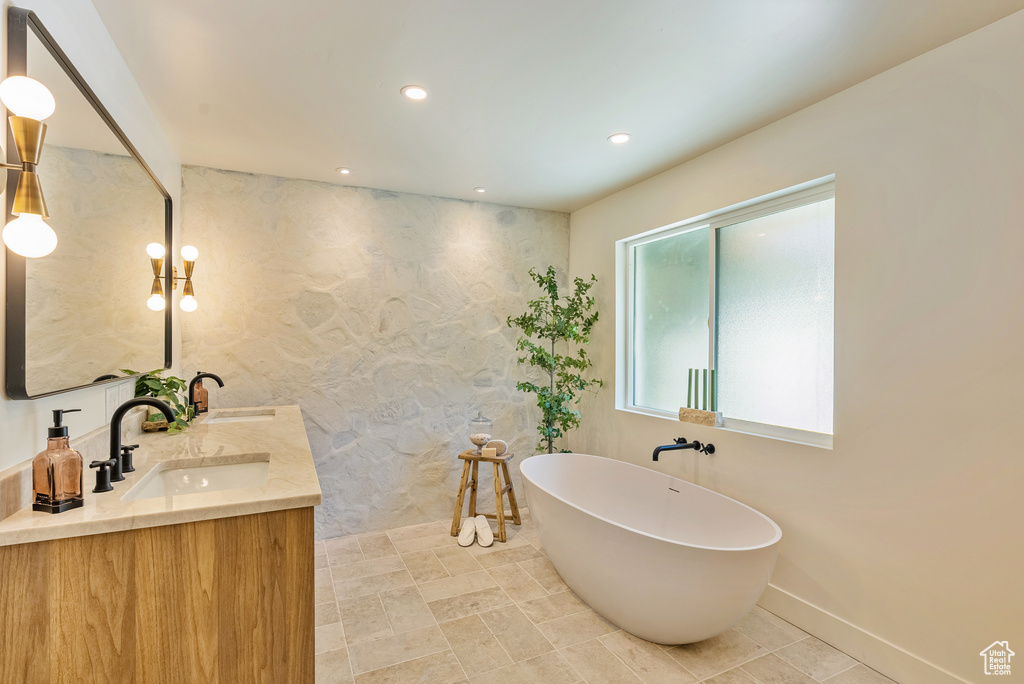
[
  {"x1": 205, "y1": 408, "x2": 276, "y2": 424},
  {"x1": 121, "y1": 454, "x2": 271, "y2": 500}
]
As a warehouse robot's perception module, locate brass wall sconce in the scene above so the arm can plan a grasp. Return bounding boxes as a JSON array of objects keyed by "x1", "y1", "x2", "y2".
[
  {"x1": 0, "y1": 76, "x2": 57, "y2": 258},
  {"x1": 146, "y1": 243, "x2": 199, "y2": 312}
]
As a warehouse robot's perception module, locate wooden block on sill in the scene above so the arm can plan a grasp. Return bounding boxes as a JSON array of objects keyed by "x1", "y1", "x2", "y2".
[{"x1": 678, "y1": 408, "x2": 723, "y2": 427}]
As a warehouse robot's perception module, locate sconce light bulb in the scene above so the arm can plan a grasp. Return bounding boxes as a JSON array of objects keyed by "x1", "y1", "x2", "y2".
[
  {"x1": 147, "y1": 294, "x2": 166, "y2": 311},
  {"x1": 0, "y1": 76, "x2": 56, "y2": 121},
  {"x1": 2, "y1": 213, "x2": 57, "y2": 258},
  {"x1": 146, "y1": 242, "x2": 166, "y2": 258},
  {"x1": 181, "y1": 245, "x2": 199, "y2": 261},
  {"x1": 179, "y1": 295, "x2": 198, "y2": 312}
]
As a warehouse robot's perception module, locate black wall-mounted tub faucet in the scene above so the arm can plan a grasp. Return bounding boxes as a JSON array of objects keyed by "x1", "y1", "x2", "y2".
[{"x1": 652, "y1": 437, "x2": 715, "y2": 461}]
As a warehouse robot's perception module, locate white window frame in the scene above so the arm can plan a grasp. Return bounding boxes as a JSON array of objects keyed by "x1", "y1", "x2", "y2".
[{"x1": 616, "y1": 176, "x2": 835, "y2": 448}]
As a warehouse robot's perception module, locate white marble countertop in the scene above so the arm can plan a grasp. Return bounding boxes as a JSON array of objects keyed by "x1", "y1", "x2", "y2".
[{"x1": 0, "y1": 405, "x2": 321, "y2": 547}]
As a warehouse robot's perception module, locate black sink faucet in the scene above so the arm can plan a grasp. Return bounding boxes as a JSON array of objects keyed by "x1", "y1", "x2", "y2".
[
  {"x1": 188, "y1": 371, "x2": 225, "y2": 414},
  {"x1": 108, "y1": 397, "x2": 175, "y2": 483},
  {"x1": 652, "y1": 437, "x2": 715, "y2": 461}
]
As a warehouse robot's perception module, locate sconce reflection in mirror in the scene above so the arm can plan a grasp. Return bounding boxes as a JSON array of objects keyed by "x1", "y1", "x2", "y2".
[
  {"x1": 146, "y1": 243, "x2": 200, "y2": 312},
  {"x1": 0, "y1": 76, "x2": 57, "y2": 258}
]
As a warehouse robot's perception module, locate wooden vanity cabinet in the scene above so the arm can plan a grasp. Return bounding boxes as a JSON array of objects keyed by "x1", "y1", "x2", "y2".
[{"x1": 0, "y1": 507, "x2": 315, "y2": 683}]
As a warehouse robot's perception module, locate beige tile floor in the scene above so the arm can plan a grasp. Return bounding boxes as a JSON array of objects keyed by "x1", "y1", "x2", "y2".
[{"x1": 314, "y1": 512, "x2": 897, "y2": 684}]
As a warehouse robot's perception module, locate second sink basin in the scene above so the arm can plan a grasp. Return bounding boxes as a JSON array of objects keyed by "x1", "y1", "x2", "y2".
[
  {"x1": 121, "y1": 454, "x2": 271, "y2": 500},
  {"x1": 205, "y1": 408, "x2": 276, "y2": 424}
]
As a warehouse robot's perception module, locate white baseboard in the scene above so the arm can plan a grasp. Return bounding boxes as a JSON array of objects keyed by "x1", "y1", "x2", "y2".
[{"x1": 758, "y1": 584, "x2": 971, "y2": 684}]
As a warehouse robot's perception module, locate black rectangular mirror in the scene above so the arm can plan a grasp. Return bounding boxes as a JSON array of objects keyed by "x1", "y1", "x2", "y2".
[{"x1": 4, "y1": 7, "x2": 172, "y2": 399}]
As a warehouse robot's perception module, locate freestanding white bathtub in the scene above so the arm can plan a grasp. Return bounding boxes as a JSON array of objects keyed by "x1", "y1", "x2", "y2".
[{"x1": 520, "y1": 453, "x2": 781, "y2": 644}]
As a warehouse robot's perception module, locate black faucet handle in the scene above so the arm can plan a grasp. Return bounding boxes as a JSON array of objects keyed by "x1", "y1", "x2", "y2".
[
  {"x1": 674, "y1": 437, "x2": 687, "y2": 444},
  {"x1": 89, "y1": 459, "x2": 116, "y2": 493},
  {"x1": 701, "y1": 443, "x2": 716, "y2": 455},
  {"x1": 121, "y1": 444, "x2": 140, "y2": 473}
]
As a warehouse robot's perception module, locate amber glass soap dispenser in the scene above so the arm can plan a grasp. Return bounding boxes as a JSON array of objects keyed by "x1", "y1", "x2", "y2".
[{"x1": 32, "y1": 409, "x2": 84, "y2": 514}]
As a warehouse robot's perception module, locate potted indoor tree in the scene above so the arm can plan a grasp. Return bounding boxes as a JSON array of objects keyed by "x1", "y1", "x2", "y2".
[{"x1": 507, "y1": 266, "x2": 603, "y2": 454}]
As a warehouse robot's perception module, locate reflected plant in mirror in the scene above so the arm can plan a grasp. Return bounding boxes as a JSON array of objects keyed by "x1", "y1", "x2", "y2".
[{"x1": 122, "y1": 368, "x2": 192, "y2": 433}]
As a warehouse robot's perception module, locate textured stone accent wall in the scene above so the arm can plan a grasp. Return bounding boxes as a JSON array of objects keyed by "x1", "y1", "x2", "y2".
[
  {"x1": 180, "y1": 166, "x2": 568, "y2": 538},
  {"x1": 25, "y1": 146, "x2": 165, "y2": 394}
]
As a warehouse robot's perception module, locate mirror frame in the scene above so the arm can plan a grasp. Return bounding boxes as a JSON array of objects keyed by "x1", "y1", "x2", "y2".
[{"x1": 4, "y1": 7, "x2": 173, "y2": 400}]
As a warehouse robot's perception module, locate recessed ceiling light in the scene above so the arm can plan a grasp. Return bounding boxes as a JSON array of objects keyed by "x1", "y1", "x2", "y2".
[
  {"x1": 336, "y1": 167, "x2": 351, "y2": 175},
  {"x1": 401, "y1": 85, "x2": 429, "y2": 100},
  {"x1": 474, "y1": 187, "x2": 486, "y2": 193},
  {"x1": 608, "y1": 133, "x2": 631, "y2": 144}
]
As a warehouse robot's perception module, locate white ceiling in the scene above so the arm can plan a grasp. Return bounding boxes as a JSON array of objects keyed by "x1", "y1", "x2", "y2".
[{"x1": 89, "y1": 0, "x2": 1024, "y2": 212}]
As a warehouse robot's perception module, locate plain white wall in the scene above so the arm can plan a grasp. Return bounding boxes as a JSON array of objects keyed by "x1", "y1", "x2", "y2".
[
  {"x1": 569, "y1": 10, "x2": 1024, "y2": 684},
  {"x1": 0, "y1": 0, "x2": 181, "y2": 471}
]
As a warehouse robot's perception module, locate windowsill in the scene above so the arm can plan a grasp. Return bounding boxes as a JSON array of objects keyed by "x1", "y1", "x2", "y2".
[
  {"x1": 616, "y1": 406, "x2": 833, "y2": 449},
  {"x1": 617, "y1": 406, "x2": 683, "y2": 422},
  {"x1": 719, "y1": 418, "x2": 832, "y2": 450}
]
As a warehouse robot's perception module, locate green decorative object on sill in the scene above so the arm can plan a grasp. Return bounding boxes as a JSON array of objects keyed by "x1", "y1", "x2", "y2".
[
  {"x1": 120, "y1": 368, "x2": 193, "y2": 433},
  {"x1": 687, "y1": 368, "x2": 717, "y2": 411},
  {"x1": 507, "y1": 266, "x2": 603, "y2": 454}
]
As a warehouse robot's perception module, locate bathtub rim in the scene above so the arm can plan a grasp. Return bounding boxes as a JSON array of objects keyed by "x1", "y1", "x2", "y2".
[{"x1": 520, "y1": 452, "x2": 782, "y2": 553}]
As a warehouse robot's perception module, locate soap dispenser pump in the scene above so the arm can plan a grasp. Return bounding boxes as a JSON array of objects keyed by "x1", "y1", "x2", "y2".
[{"x1": 32, "y1": 409, "x2": 85, "y2": 514}]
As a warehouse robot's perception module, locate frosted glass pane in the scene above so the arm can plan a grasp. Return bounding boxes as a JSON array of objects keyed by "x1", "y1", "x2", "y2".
[
  {"x1": 633, "y1": 227, "x2": 709, "y2": 412},
  {"x1": 717, "y1": 198, "x2": 834, "y2": 434}
]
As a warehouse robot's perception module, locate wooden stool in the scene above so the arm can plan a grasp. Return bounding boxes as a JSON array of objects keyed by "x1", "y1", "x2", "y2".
[{"x1": 450, "y1": 449, "x2": 521, "y2": 543}]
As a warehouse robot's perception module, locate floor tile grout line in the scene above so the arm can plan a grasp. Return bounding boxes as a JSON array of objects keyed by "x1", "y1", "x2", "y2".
[
  {"x1": 560, "y1": 634, "x2": 645, "y2": 684},
  {"x1": 463, "y1": 597, "x2": 530, "y2": 678},
  {"x1": 408, "y1": 571, "x2": 472, "y2": 681},
  {"x1": 549, "y1": 648, "x2": 586, "y2": 683},
  {"x1": 346, "y1": 560, "x2": 457, "y2": 680},
  {"x1": 734, "y1": 619, "x2": 805, "y2": 654},
  {"x1": 373, "y1": 591, "x2": 395, "y2": 640},
  {"x1": 509, "y1": 558, "x2": 554, "y2": 598},
  {"x1": 492, "y1": 590, "x2": 573, "y2": 678},
  {"x1": 509, "y1": 597, "x2": 557, "y2": 650},
  {"x1": 786, "y1": 635, "x2": 861, "y2": 683},
  {"x1": 771, "y1": 635, "x2": 836, "y2": 680},
  {"x1": 516, "y1": 557, "x2": 567, "y2": 598},
  {"x1": 733, "y1": 662, "x2": 771, "y2": 684},
  {"x1": 320, "y1": 537, "x2": 356, "y2": 684},
  {"x1": 430, "y1": 623, "x2": 470, "y2": 681},
  {"x1": 513, "y1": 588, "x2": 590, "y2": 625},
  {"x1": 697, "y1": 647, "x2": 772, "y2": 682},
  {"x1": 349, "y1": 635, "x2": 456, "y2": 678},
  {"x1": 650, "y1": 643, "x2": 702, "y2": 682},
  {"x1": 752, "y1": 605, "x2": 811, "y2": 642},
  {"x1": 819, "y1": 660, "x2": 860, "y2": 682}
]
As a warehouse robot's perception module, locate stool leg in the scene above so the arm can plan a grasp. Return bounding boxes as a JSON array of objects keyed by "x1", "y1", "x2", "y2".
[
  {"x1": 501, "y1": 462, "x2": 522, "y2": 525},
  {"x1": 493, "y1": 462, "x2": 506, "y2": 542},
  {"x1": 468, "y1": 461, "x2": 479, "y2": 518},
  {"x1": 451, "y1": 460, "x2": 472, "y2": 537}
]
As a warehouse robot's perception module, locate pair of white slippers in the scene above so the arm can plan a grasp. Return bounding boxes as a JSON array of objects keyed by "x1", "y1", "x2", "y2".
[{"x1": 457, "y1": 515, "x2": 494, "y2": 547}]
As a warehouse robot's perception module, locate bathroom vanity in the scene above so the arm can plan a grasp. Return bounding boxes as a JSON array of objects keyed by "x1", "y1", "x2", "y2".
[{"x1": 0, "y1": 405, "x2": 321, "y2": 683}]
